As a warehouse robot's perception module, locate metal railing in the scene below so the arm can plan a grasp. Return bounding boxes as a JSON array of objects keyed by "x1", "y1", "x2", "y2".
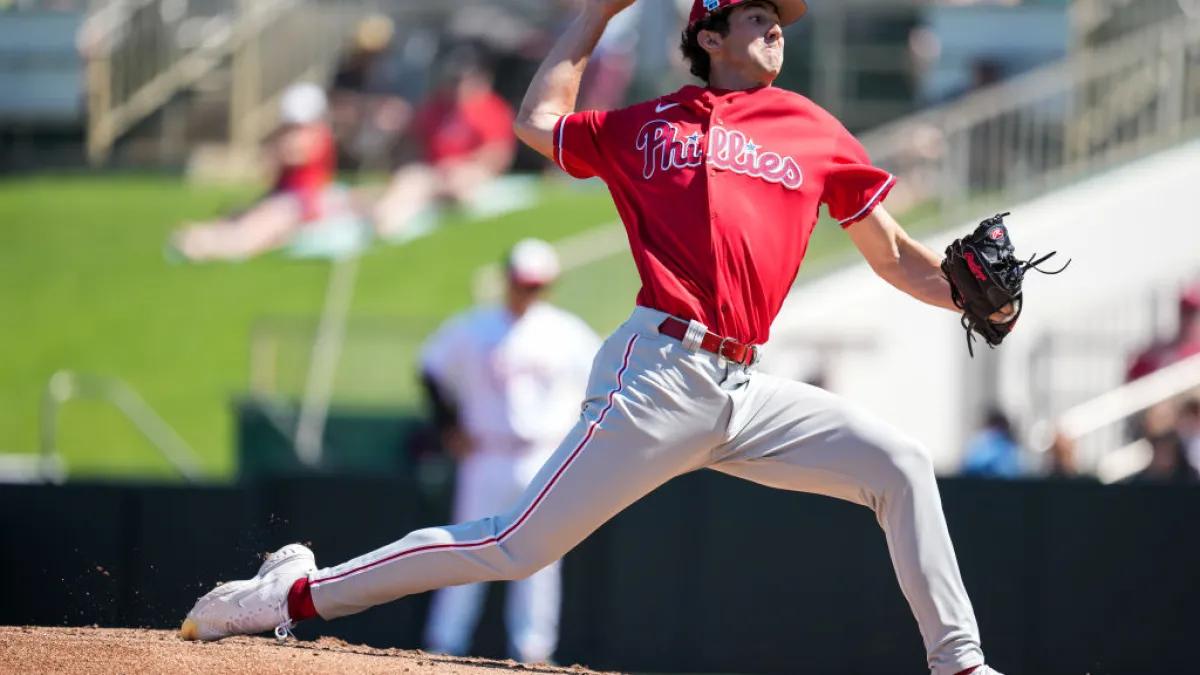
[
  {"x1": 1026, "y1": 277, "x2": 1195, "y2": 467},
  {"x1": 83, "y1": 0, "x2": 241, "y2": 163},
  {"x1": 861, "y1": 16, "x2": 1200, "y2": 228},
  {"x1": 225, "y1": 0, "x2": 369, "y2": 157},
  {"x1": 40, "y1": 370, "x2": 205, "y2": 483},
  {"x1": 1041, "y1": 353, "x2": 1200, "y2": 475},
  {"x1": 83, "y1": 0, "x2": 370, "y2": 164},
  {"x1": 1071, "y1": 0, "x2": 1195, "y2": 47}
]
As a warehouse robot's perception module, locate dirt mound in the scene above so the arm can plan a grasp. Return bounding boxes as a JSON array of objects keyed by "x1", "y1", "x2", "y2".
[{"x1": 0, "y1": 626, "x2": 617, "y2": 675}]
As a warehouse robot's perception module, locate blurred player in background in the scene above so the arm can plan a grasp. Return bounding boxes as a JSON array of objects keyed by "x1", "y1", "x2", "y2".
[
  {"x1": 418, "y1": 239, "x2": 600, "y2": 663},
  {"x1": 372, "y1": 46, "x2": 517, "y2": 242},
  {"x1": 328, "y1": 14, "x2": 413, "y2": 173},
  {"x1": 170, "y1": 83, "x2": 349, "y2": 262}
]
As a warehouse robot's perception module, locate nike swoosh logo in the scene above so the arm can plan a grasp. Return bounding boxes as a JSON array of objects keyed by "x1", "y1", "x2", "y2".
[{"x1": 655, "y1": 102, "x2": 679, "y2": 113}]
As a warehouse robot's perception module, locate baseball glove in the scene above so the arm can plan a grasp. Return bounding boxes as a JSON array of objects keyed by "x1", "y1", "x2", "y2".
[{"x1": 941, "y1": 212, "x2": 1069, "y2": 356}]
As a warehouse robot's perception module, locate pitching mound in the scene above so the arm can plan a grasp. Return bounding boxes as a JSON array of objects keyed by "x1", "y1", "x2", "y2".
[{"x1": 0, "y1": 626, "x2": 616, "y2": 675}]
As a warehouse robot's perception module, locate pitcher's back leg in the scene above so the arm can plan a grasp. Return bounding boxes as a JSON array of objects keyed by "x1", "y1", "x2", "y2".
[{"x1": 309, "y1": 332, "x2": 729, "y2": 620}]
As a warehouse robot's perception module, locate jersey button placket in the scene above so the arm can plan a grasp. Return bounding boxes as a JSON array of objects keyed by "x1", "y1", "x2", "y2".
[{"x1": 710, "y1": 102, "x2": 723, "y2": 176}]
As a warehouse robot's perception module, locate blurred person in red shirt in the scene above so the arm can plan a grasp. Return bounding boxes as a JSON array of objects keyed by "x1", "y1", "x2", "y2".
[
  {"x1": 372, "y1": 46, "x2": 517, "y2": 241},
  {"x1": 1126, "y1": 283, "x2": 1200, "y2": 381},
  {"x1": 1043, "y1": 431, "x2": 1081, "y2": 479},
  {"x1": 171, "y1": 83, "x2": 349, "y2": 262}
]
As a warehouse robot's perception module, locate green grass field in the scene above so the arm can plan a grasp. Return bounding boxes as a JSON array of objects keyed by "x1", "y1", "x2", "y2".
[
  {"x1": 0, "y1": 173, "x2": 915, "y2": 481},
  {"x1": 0, "y1": 175, "x2": 623, "y2": 479}
]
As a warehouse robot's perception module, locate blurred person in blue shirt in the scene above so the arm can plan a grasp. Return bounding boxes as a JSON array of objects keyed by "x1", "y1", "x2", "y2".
[{"x1": 962, "y1": 408, "x2": 1024, "y2": 478}]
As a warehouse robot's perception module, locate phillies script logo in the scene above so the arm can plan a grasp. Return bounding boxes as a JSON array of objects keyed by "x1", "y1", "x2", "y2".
[
  {"x1": 635, "y1": 121, "x2": 804, "y2": 190},
  {"x1": 965, "y1": 251, "x2": 988, "y2": 282}
]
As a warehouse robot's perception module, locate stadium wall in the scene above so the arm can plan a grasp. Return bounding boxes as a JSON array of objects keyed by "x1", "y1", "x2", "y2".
[{"x1": 2, "y1": 475, "x2": 1198, "y2": 674}]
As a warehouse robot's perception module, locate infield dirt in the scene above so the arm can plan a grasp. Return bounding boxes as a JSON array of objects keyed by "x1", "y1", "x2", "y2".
[{"x1": 0, "y1": 626, "x2": 617, "y2": 675}]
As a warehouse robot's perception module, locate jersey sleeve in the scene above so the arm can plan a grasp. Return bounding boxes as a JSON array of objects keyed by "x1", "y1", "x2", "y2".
[
  {"x1": 821, "y1": 128, "x2": 896, "y2": 228},
  {"x1": 553, "y1": 110, "x2": 613, "y2": 180}
]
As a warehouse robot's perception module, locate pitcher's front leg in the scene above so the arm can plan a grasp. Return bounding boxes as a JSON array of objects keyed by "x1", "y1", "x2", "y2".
[{"x1": 714, "y1": 376, "x2": 985, "y2": 675}]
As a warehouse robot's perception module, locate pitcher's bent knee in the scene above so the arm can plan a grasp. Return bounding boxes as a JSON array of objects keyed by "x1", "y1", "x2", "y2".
[
  {"x1": 488, "y1": 544, "x2": 560, "y2": 581},
  {"x1": 872, "y1": 437, "x2": 937, "y2": 499}
]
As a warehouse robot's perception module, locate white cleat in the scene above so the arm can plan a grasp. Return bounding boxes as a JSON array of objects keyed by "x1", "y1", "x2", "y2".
[
  {"x1": 974, "y1": 667, "x2": 1005, "y2": 675},
  {"x1": 180, "y1": 543, "x2": 316, "y2": 642}
]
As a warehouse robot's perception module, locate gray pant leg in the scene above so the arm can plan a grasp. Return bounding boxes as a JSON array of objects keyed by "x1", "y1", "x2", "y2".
[
  {"x1": 310, "y1": 328, "x2": 729, "y2": 619},
  {"x1": 712, "y1": 374, "x2": 984, "y2": 675}
]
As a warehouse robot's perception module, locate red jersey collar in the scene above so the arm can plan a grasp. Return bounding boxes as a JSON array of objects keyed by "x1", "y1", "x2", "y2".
[{"x1": 661, "y1": 84, "x2": 777, "y2": 114}]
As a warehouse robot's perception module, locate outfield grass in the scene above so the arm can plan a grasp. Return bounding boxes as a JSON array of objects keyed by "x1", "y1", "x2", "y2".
[
  {"x1": 0, "y1": 173, "x2": 927, "y2": 481},
  {"x1": 0, "y1": 174, "x2": 618, "y2": 479}
]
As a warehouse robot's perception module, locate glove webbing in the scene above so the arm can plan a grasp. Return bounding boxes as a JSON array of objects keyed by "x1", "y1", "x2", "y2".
[{"x1": 956, "y1": 249, "x2": 1071, "y2": 357}]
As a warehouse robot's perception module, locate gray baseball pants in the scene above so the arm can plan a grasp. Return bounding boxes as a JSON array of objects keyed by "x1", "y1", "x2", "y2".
[{"x1": 309, "y1": 306, "x2": 985, "y2": 675}]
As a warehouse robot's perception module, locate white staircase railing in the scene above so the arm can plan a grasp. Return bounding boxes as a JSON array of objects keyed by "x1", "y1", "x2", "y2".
[
  {"x1": 1042, "y1": 353, "x2": 1200, "y2": 476},
  {"x1": 861, "y1": 16, "x2": 1200, "y2": 228},
  {"x1": 82, "y1": 0, "x2": 369, "y2": 165},
  {"x1": 1071, "y1": 0, "x2": 1195, "y2": 46},
  {"x1": 84, "y1": 0, "x2": 241, "y2": 163},
  {"x1": 40, "y1": 370, "x2": 205, "y2": 483}
]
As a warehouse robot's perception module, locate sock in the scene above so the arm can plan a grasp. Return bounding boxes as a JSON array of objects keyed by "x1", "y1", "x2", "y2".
[{"x1": 287, "y1": 577, "x2": 317, "y2": 622}]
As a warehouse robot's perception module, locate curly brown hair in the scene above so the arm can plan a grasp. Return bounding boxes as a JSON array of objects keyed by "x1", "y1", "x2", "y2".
[{"x1": 679, "y1": 1, "x2": 779, "y2": 83}]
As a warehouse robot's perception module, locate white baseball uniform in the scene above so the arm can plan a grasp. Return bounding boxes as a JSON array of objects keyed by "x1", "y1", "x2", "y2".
[{"x1": 418, "y1": 301, "x2": 600, "y2": 662}]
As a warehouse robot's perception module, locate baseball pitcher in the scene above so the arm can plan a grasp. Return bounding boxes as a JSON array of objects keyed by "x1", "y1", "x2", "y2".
[
  {"x1": 420, "y1": 239, "x2": 600, "y2": 662},
  {"x1": 183, "y1": 3, "x2": 1024, "y2": 673}
]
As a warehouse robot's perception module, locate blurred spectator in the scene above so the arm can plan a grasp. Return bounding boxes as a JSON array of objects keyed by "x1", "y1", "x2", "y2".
[
  {"x1": 1126, "y1": 283, "x2": 1200, "y2": 381},
  {"x1": 1178, "y1": 397, "x2": 1200, "y2": 471},
  {"x1": 1044, "y1": 430, "x2": 1080, "y2": 479},
  {"x1": 962, "y1": 408, "x2": 1024, "y2": 478},
  {"x1": 170, "y1": 83, "x2": 354, "y2": 262},
  {"x1": 329, "y1": 15, "x2": 414, "y2": 173},
  {"x1": 372, "y1": 45, "x2": 517, "y2": 242},
  {"x1": 1124, "y1": 430, "x2": 1199, "y2": 484}
]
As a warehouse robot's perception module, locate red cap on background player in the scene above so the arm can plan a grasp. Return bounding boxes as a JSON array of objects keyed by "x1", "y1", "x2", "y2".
[{"x1": 687, "y1": 0, "x2": 808, "y2": 29}]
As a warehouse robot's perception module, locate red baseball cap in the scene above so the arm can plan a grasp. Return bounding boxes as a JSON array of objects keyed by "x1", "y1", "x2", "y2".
[{"x1": 688, "y1": 0, "x2": 808, "y2": 29}]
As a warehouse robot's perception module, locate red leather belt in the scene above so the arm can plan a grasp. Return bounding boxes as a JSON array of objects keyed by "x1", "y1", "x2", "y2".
[{"x1": 658, "y1": 317, "x2": 759, "y2": 366}]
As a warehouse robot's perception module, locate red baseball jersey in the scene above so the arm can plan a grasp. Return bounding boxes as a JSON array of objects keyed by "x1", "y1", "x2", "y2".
[
  {"x1": 273, "y1": 123, "x2": 336, "y2": 220},
  {"x1": 553, "y1": 84, "x2": 894, "y2": 345}
]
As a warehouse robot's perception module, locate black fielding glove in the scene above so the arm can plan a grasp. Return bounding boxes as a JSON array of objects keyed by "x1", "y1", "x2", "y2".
[{"x1": 941, "y1": 212, "x2": 1070, "y2": 356}]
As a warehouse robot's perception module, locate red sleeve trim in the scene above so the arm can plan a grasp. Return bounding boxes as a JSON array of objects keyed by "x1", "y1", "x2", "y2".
[
  {"x1": 553, "y1": 114, "x2": 569, "y2": 173},
  {"x1": 839, "y1": 174, "x2": 896, "y2": 229}
]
